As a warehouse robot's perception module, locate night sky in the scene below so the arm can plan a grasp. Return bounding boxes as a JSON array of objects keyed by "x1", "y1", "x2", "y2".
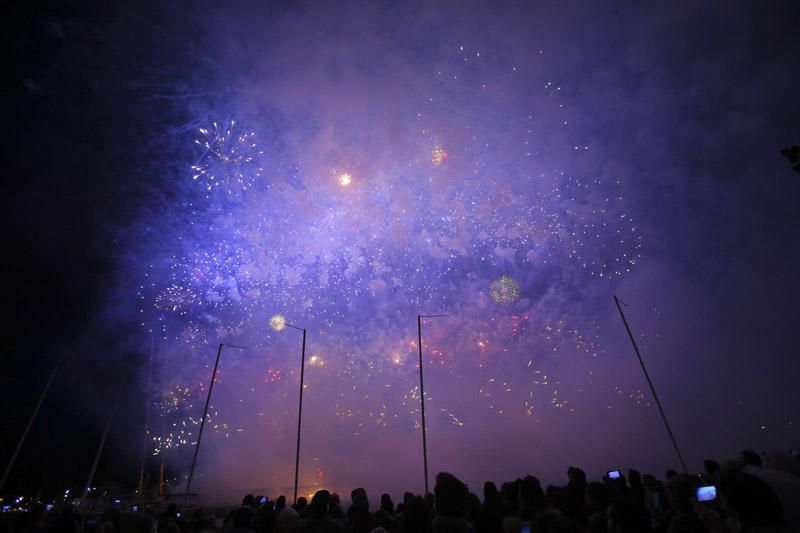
[{"x1": 3, "y1": 1, "x2": 799, "y2": 503}]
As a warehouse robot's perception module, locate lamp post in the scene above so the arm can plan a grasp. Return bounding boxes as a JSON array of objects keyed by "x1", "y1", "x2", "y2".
[
  {"x1": 186, "y1": 342, "x2": 248, "y2": 494},
  {"x1": 270, "y1": 316, "x2": 306, "y2": 504},
  {"x1": 417, "y1": 314, "x2": 446, "y2": 495}
]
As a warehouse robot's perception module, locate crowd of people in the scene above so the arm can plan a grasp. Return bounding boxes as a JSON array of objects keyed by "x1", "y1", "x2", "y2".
[{"x1": 4, "y1": 450, "x2": 798, "y2": 533}]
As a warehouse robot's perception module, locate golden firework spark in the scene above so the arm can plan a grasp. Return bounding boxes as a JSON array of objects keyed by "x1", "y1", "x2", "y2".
[
  {"x1": 432, "y1": 145, "x2": 448, "y2": 166},
  {"x1": 490, "y1": 276, "x2": 520, "y2": 304},
  {"x1": 269, "y1": 314, "x2": 286, "y2": 331}
]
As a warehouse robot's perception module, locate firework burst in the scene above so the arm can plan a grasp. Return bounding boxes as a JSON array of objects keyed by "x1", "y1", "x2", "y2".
[{"x1": 191, "y1": 120, "x2": 264, "y2": 193}]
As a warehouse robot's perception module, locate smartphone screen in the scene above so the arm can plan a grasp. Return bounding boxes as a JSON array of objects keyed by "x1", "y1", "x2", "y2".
[
  {"x1": 607, "y1": 470, "x2": 621, "y2": 479},
  {"x1": 520, "y1": 521, "x2": 531, "y2": 533},
  {"x1": 696, "y1": 485, "x2": 716, "y2": 502},
  {"x1": 260, "y1": 497, "x2": 267, "y2": 504}
]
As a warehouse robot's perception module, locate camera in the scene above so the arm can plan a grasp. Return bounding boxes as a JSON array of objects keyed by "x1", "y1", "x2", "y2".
[{"x1": 696, "y1": 485, "x2": 716, "y2": 502}]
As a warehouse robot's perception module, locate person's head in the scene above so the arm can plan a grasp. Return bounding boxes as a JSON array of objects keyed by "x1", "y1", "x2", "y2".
[
  {"x1": 242, "y1": 494, "x2": 255, "y2": 507},
  {"x1": 626, "y1": 469, "x2": 641, "y2": 487},
  {"x1": 567, "y1": 467, "x2": 586, "y2": 485},
  {"x1": 294, "y1": 497, "x2": 307, "y2": 510},
  {"x1": 723, "y1": 471, "x2": 784, "y2": 531},
  {"x1": 380, "y1": 494, "x2": 393, "y2": 513},
  {"x1": 740, "y1": 450, "x2": 762, "y2": 467},
  {"x1": 403, "y1": 491, "x2": 414, "y2": 506},
  {"x1": 500, "y1": 480, "x2": 519, "y2": 515},
  {"x1": 545, "y1": 485, "x2": 563, "y2": 508},
  {"x1": 483, "y1": 481, "x2": 498, "y2": 503},
  {"x1": 351, "y1": 487, "x2": 369, "y2": 513},
  {"x1": 434, "y1": 472, "x2": 468, "y2": 517},
  {"x1": 665, "y1": 469, "x2": 678, "y2": 480},
  {"x1": 703, "y1": 459, "x2": 721, "y2": 476},
  {"x1": 276, "y1": 495, "x2": 286, "y2": 510},
  {"x1": 309, "y1": 490, "x2": 330, "y2": 518},
  {"x1": 518, "y1": 475, "x2": 546, "y2": 515}
]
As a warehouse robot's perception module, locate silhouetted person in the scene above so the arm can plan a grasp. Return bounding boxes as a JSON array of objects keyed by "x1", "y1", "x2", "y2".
[
  {"x1": 291, "y1": 497, "x2": 306, "y2": 515},
  {"x1": 374, "y1": 493, "x2": 398, "y2": 532},
  {"x1": 480, "y1": 481, "x2": 503, "y2": 533},
  {"x1": 703, "y1": 460, "x2": 721, "y2": 477},
  {"x1": 465, "y1": 493, "x2": 481, "y2": 528},
  {"x1": 781, "y1": 146, "x2": 800, "y2": 173},
  {"x1": 329, "y1": 493, "x2": 345, "y2": 521},
  {"x1": 432, "y1": 472, "x2": 473, "y2": 532},
  {"x1": 229, "y1": 506, "x2": 255, "y2": 533},
  {"x1": 627, "y1": 469, "x2": 644, "y2": 509},
  {"x1": 400, "y1": 496, "x2": 430, "y2": 533},
  {"x1": 425, "y1": 492, "x2": 436, "y2": 515},
  {"x1": 500, "y1": 481, "x2": 519, "y2": 517},
  {"x1": 563, "y1": 467, "x2": 587, "y2": 525},
  {"x1": 300, "y1": 490, "x2": 343, "y2": 533},
  {"x1": 586, "y1": 482, "x2": 611, "y2": 533},
  {"x1": 275, "y1": 496, "x2": 286, "y2": 514},
  {"x1": 518, "y1": 475, "x2": 547, "y2": 522},
  {"x1": 273, "y1": 507, "x2": 299, "y2": 533},
  {"x1": 741, "y1": 450, "x2": 763, "y2": 468},
  {"x1": 664, "y1": 476, "x2": 707, "y2": 533},
  {"x1": 347, "y1": 488, "x2": 374, "y2": 533},
  {"x1": 723, "y1": 470, "x2": 785, "y2": 532}
]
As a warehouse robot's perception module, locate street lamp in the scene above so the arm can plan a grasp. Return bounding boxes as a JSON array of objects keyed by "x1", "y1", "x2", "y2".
[
  {"x1": 186, "y1": 342, "x2": 248, "y2": 494},
  {"x1": 417, "y1": 314, "x2": 446, "y2": 495},
  {"x1": 270, "y1": 315, "x2": 306, "y2": 504}
]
